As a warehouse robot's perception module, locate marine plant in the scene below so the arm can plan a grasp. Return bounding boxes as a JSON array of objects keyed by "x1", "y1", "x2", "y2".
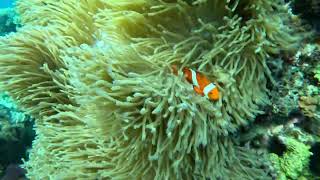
[{"x1": 0, "y1": 0, "x2": 303, "y2": 179}]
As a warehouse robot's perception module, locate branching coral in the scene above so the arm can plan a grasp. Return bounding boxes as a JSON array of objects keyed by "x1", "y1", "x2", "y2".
[{"x1": 0, "y1": 0, "x2": 303, "y2": 179}]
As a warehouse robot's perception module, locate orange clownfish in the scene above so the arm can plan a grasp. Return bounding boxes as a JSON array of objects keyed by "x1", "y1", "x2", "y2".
[{"x1": 172, "y1": 65, "x2": 219, "y2": 101}]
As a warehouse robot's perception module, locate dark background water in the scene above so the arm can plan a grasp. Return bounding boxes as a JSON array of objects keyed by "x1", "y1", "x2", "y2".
[{"x1": 0, "y1": 0, "x2": 14, "y2": 8}]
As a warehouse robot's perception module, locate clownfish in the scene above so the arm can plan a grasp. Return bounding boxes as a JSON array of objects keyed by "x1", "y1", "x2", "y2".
[{"x1": 172, "y1": 65, "x2": 219, "y2": 101}]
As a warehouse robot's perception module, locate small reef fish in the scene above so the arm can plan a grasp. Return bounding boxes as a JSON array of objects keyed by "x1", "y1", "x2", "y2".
[{"x1": 172, "y1": 65, "x2": 219, "y2": 101}]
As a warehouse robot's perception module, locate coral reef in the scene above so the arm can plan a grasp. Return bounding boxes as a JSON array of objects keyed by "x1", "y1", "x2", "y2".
[
  {"x1": 313, "y1": 63, "x2": 320, "y2": 83},
  {"x1": 0, "y1": 8, "x2": 18, "y2": 36},
  {"x1": 269, "y1": 137, "x2": 312, "y2": 180},
  {"x1": 299, "y1": 95, "x2": 320, "y2": 134},
  {"x1": 0, "y1": 0, "x2": 305, "y2": 179},
  {"x1": 1, "y1": 164, "x2": 27, "y2": 180},
  {"x1": 0, "y1": 92, "x2": 29, "y2": 124},
  {"x1": 0, "y1": 92, "x2": 34, "y2": 178},
  {"x1": 238, "y1": 108, "x2": 317, "y2": 179},
  {"x1": 291, "y1": 0, "x2": 320, "y2": 35},
  {"x1": 309, "y1": 142, "x2": 320, "y2": 176},
  {"x1": 241, "y1": 40, "x2": 320, "y2": 179},
  {"x1": 268, "y1": 44, "x2": 320, "y2": 117}
]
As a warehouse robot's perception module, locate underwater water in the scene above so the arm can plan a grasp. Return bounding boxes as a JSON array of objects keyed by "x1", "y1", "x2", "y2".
[{"x1": 0, "y1": 0, "x2": 14, "y2": 9}]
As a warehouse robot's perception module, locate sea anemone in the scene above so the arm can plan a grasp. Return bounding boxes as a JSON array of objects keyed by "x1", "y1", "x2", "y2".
[{"x1": 0, "y1": 0, "x2": 303, "y2": 179}]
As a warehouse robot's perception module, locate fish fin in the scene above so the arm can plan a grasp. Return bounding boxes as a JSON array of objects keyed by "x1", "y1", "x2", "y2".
[{"x1": 193, "y1": 86, "x2": 203, "y2": 95}]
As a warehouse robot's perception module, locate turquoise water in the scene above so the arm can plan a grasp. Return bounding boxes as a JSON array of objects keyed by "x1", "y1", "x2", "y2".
[{"x1": 0, "y1": 0, "x2": 14, "y2": 8}]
